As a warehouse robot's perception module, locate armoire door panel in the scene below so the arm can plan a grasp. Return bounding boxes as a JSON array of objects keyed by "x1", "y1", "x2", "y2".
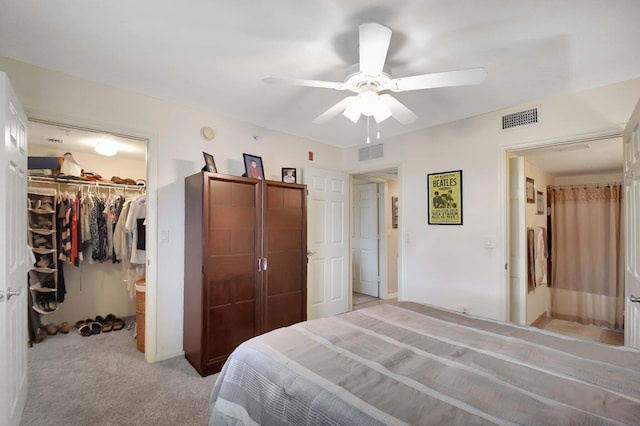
[
  {"x1": 266, "y1": 253, "x2": 302, "y2": 294},
  {"x1": 207, "y1": 255, "x2": 255, "y2": 281},
  {"x1": 209, "y1": 275, "x2": 256, "y2": 306},
  {"x1": 207, "y1": 230, "x2": 256, "y2": 255},
  {"x1": 208, "y1": 301, "x2": 256, "y2": 358},
  {"x1": 268, "y1": 229, "x2": 303, "y2": 251},
  {"x1": 210, "y1": 205, "x2": 256, "y2": 230},
  {"x1": 263, "y1": 181, "x2": 307, "y2": 334},
  {"x1": 265, "y1": 292, "x2": 303, "y2": 331}
]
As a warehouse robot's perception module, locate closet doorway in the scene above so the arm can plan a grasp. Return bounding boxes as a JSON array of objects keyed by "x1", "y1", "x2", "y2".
[{"x1": 26, "y1": 119, "x2": 149, "y2": 351}]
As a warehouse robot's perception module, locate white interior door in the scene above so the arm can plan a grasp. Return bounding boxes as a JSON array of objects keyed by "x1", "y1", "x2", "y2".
[
  {"x1": 352, "y1": 183, "x2": 379, "y2": 297},
  {"x1": 508, "y1": 157, "x2": 527, "y2": 325},
  {"x1": 0, "y1": 72, "x2": 29, "y2": 426},
  {"x1": 624, "y1": 98, "x2": 640, "y2": 348},
  {"x1": 303, "y1": 166, "x2": 349, "y2": 319}
]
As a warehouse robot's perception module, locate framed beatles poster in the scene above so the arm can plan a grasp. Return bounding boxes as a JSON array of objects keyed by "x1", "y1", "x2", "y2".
[{"x1": 428, "y1": 170, "x2": 463, "y2": 225}]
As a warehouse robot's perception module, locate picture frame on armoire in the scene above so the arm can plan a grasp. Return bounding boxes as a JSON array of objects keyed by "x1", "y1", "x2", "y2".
[
  {"x1": 282, "y1": 168, "x2": 296, "y2": 183},
  {"x1": 243, "y1": 153, "x2": 264, "y2": 180},
  {"x1": 202, "y1": 152, "x2": 217, "y2": 173}
]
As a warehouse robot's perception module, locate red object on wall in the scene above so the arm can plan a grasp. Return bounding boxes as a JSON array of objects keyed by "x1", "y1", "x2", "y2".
[{"x1": 308, "y1": 151, "x2": 314, "y2": 161}]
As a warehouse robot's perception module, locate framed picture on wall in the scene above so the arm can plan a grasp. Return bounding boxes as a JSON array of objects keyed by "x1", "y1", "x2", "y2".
[
  {"x1": 526, "y1": 177, "x2": 535, "y2": 203},
  {"x1": 427, "y1": 170, "x2": 463, "y2": 225},
  {"x1": 391, "y1": 196, "x2": 398, "y2": 229},
  {"x1": 536, "y1": 190, "x2": 544, "y2": 214}
]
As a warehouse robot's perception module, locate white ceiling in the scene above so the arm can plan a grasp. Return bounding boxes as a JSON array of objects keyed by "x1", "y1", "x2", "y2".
[
  {"x1": 27, "y1": 120, "x2": 147, "y2": 161},
  {"x1": 2, "y1": 1, "x2": 637, "y2": 174}
]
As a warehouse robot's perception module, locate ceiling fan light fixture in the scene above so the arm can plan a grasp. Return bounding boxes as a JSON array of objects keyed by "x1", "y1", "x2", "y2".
[
  {"x1": 343, "y1": 101, "x2": 362, "y2": 123},
  {"x1": 372, "y1": 102, "x2": 392, "y2": 123}
]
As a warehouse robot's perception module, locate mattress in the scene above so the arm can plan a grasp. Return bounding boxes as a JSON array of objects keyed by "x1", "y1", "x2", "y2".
[{"x1": 209, "y1": 301, "x2": 640, "y2": 425}]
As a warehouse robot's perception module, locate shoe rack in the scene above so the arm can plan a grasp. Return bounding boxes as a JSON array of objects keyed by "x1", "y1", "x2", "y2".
[{"x1": 27, "y1": 187, "x2": 59, "y2": 314}]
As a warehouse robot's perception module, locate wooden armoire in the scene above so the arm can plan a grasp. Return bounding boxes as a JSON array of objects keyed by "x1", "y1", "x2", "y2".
[{"x1": 183, "y1": 172, "x2": 307, "y2": 376}]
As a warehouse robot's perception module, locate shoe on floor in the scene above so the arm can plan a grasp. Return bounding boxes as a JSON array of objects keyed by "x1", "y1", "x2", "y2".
[
  {"x1": 59, "y1": 322, "x2": 71, "y2": 334},
  {"x1": 78, "y1": 324, "x2": 93, "y2": 337},
  {"x1": 90, "y1": 322, "x2": 102, "y2": 335},
  {"x1": 112, "y1": 318, "x2": 125, "y2": 331}
]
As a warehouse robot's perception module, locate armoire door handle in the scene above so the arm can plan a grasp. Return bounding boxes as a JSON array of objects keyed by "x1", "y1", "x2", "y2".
[
  {"x1": 630, "y1": 294, "x2": 640, "y2": 303},
  {"x1": 257, "y1": 258, "x2": 268, "y2": 271}
]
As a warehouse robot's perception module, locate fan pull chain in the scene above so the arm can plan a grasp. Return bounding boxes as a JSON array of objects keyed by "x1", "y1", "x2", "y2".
[{"x1": 366, "y1": 116, "x2": 371, "y2": 144}]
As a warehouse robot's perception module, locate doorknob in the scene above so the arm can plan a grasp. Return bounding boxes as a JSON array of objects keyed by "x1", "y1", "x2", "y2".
[
  {"x1": 630, "y1": 295, "x2": 640, "y2": 303},
  {"x1": 6, "y1": 288, "x2": 21, "y2": 300},
  {"x1": 307, "y1": 250, "x2": 316, "y2": 256}
]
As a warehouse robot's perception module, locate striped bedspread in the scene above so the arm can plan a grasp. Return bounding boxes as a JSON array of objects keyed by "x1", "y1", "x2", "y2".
[{"x1": 209, "y1": 302, "x2": 640, "y2": 425}]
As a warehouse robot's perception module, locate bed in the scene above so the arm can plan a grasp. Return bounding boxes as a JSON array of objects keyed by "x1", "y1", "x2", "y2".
[{"x1": 209, "y1": 301, "x2": 640, "y2": 425}]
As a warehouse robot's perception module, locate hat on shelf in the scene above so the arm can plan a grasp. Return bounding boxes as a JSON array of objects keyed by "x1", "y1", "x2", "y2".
[{"x1": 61, "y1": 152, "x2": 82, "y2": 177}]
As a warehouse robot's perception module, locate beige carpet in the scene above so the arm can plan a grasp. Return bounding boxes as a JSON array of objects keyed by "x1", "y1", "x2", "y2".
[{"x1": 22, "y1": 317, "x2": 219, "y2": 425}]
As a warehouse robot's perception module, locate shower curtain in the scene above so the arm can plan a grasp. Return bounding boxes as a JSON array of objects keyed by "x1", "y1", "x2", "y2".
[{"x1": 549, "y1": 184, "x2": 624, "y2": 331}]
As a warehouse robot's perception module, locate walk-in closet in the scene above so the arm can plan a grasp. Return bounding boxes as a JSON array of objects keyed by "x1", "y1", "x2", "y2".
[{"x1": 26, "y1": 120, "x2": 147, "y2": 350}]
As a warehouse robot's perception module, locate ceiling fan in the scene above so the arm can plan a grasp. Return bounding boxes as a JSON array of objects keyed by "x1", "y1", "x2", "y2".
[{"x1": 263, "y1": 22, "x2": 487, "y2": 125}]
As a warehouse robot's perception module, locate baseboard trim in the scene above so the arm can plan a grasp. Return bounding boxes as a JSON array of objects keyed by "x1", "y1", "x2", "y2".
[
  {"x1": 530, "y1": 311, "x2": 549, "y2": 328},
  {"x1": 384, "y1": 292, "x2": 398, "y2": 300}
]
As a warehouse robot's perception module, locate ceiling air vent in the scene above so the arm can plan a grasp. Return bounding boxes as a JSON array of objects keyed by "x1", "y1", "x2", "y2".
[
  {"x1": 358, "y1": 143, "x2": 384, "y2": 162},
  {"x1": 501, "y1": 107, "x2": 538, "y2": 130}
]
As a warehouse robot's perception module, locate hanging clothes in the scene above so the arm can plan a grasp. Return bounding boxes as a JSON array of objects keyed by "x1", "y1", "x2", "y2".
[
  {"x1": 113, "y1": 198, "x2": 132, "y2": 263},
  {"x1": 125, "y1": 194, "x2": 147, "y2": 265},
  {"x1": 90, "y1": 193, "x2": 109, "y2": 262}
]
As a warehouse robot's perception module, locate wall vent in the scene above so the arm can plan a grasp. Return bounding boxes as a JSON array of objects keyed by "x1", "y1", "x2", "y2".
[
  {"x1": 501, "y1": 107, "x2": 538, "y2": 130},
  {"x1": 46, "y1": 138, "x2": 63, "y2": 144},
  {"x1": 358, "y1": 143, "x2": 384, "y2": 161}
]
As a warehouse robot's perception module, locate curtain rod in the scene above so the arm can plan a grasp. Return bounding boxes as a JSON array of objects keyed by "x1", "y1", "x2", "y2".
[{"x1": 547, "y1": 181, "x2": 623, "y2": 189}]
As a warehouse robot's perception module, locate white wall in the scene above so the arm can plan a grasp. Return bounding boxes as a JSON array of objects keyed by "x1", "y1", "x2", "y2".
[
  {"x1": 1, "y1": 57, "x2": 344, "y2": 361},
  {"x1": 344, "y1": 77, "x2": 640, "y2": 320}
]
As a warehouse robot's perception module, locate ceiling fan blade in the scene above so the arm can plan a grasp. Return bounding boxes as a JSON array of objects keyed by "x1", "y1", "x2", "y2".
[
  {"x1": 262, "y1": 77, "x2": 345, "y2": 90},
  {"x1": 389, "y1": 67, "x2": 487, "y2": 92},
  {"x1": 313, "y1": 96, "x2": 357, "y2": 124},
  {"x1": 379, "y1": 94, "x2": 418, "y2": 124},
  {"x1": 359, "y1": 23, "x2": 392, "y2": 77},
  {"x1": 342, "y1": 98, "x2": 363, "y2": 123}
]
